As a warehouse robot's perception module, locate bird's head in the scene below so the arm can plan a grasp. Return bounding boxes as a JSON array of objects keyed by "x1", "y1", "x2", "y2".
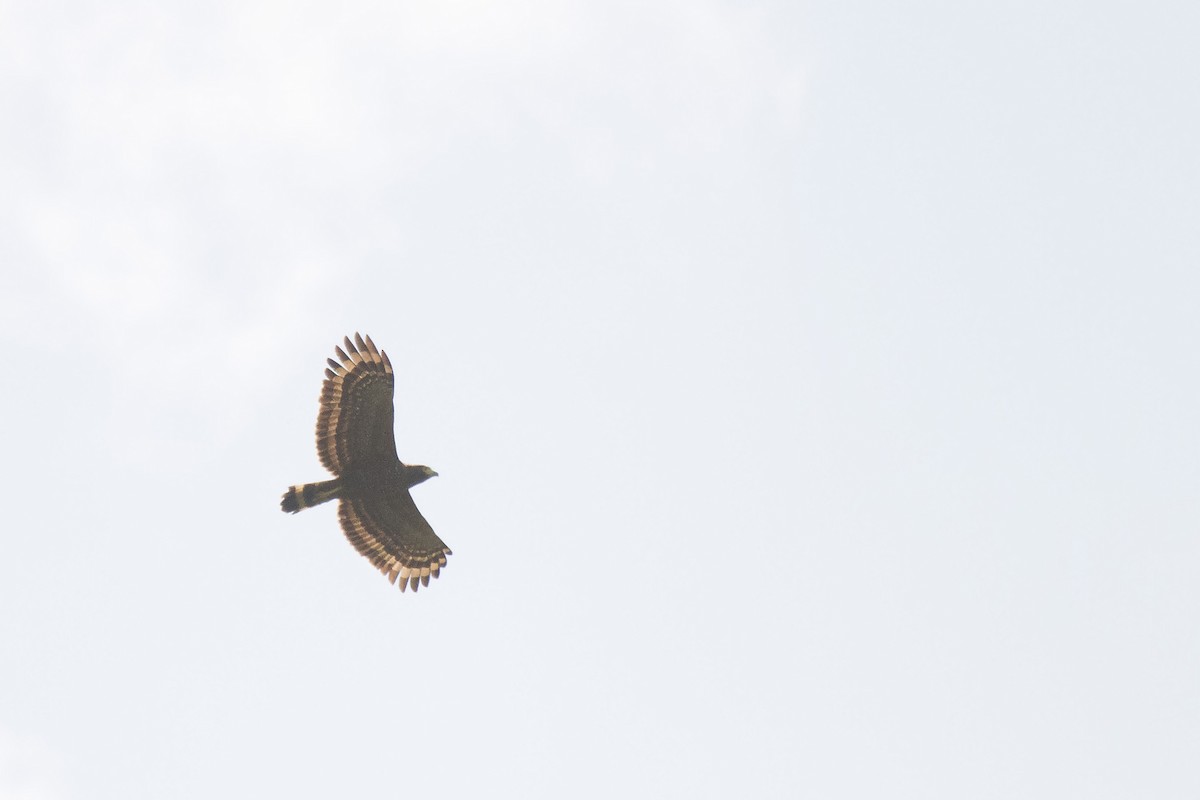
[{"x1": 407, "y1": 464, "x2": 439, "y2": 487}]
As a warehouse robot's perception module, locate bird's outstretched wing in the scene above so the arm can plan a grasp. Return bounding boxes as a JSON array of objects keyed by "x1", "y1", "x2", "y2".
[
  {"x1": 316, "y1": 333, "x2": 396, "y2": 475},
  {"x1": 338, "y1": 488, "x2": 452, "y2": 593}
]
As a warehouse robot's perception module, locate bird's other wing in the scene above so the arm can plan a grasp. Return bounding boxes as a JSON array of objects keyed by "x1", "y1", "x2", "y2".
[
  {"x1": 316, "y1": 333, "x2": 396, "y2": 475},
  {"x1": 338, "y1": 487, "x2": 452, "y2": 592}
]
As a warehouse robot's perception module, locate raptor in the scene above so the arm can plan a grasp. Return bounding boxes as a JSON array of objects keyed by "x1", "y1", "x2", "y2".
[{"x1": 281, "y1": 333, "x2": 450, "y2": 592}]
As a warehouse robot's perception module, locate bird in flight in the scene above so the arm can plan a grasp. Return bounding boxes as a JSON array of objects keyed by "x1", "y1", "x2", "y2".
[{"x1": 281, "y1": 333, "x2": 450, "y2": 592}]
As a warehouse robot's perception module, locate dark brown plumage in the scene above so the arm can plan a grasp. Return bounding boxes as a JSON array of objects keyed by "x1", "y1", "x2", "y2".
[{"x1": 281, "y1": 333, "x2": 450, "y2": 592}]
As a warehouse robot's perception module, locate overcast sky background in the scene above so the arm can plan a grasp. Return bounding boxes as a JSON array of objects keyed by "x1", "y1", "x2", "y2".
[{"x1": 2, "y1": 1, "x2": 1199, "y2": 798}]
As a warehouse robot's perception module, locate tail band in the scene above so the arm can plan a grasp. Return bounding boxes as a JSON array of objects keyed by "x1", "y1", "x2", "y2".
[{"x1": 281, "y1": 479, "x2": 342, "y2": 513}]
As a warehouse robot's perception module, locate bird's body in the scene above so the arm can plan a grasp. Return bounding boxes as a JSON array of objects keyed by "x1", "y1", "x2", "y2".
[{"x1": 281, "y1": 333, "x2": 450, "y2": 592}]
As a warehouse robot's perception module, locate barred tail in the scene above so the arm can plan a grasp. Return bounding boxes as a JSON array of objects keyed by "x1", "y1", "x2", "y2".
[{"x1": 281, "y1": 479, "x2": 342, "y2": 514}]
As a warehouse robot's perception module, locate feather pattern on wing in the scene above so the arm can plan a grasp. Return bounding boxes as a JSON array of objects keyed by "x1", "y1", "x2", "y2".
[
  {"x1": 338, "y1": 492, "x2": 451, "y2": 593},
  {"x1": 316, "y1": 333, "x2": 396, "y2": 475}
]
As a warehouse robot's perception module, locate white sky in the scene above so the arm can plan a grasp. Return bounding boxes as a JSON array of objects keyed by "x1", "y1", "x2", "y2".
[{"x1": 2, "y1": 1, "x2": 1198, "y2": 798}]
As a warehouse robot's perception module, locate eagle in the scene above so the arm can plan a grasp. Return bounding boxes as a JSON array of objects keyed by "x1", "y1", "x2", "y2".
[{"x1": 281, "y1": 333, "x2": 450, "y2": 592}]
